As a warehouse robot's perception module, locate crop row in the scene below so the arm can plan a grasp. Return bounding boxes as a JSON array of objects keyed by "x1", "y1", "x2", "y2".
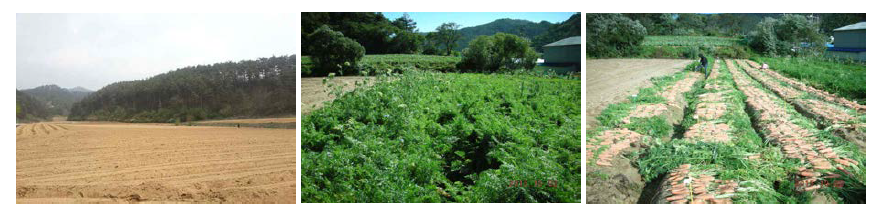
[
  {"x1": 736, "y1": 60, "x2": 866, "y2": 150},
  {"x1": 743, "y1": 60, "x2": 865, "y2": 113},
  {"x1": 642, "y1": 36, "x2": 742, "y2": 47},
  {"x1": 726, "y1": 59, "x2": 865, "y2": 203},
  {"x1": 751, "y1": 57, "x2": 866, "y2": 103},
  {"x1": 586, "y1": 60, "x2": 704, "y2": 203},
  {"x1": 302, "y1": 55, "x2": 461, "y2": 76},
  {"x1": 640, "y1": 60, "x2": 793, "y2": 204}
]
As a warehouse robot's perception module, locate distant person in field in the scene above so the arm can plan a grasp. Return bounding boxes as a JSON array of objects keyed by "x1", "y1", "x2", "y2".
[{"x1": 698, "y1": 54, "x2": 708, "y2": 72}]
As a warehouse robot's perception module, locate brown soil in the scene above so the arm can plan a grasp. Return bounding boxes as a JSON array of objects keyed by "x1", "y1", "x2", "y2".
[
  {"x1": 16, "y1": 122, "x2": 295, "y2": 204},
  {"x1": 300, "y1": 76, "x2": 370, "y2": 115},
  {"x1": 196, "y1": 118, "x2": 296, "y2": 124},
  {"x1": 586, "y1": 59, "x2": 694, "y2": 129}
]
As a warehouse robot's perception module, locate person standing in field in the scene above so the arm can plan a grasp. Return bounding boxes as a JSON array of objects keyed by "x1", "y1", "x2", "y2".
[{"x1": 698, "y1": 54, "x2": 708, "y2": 72}]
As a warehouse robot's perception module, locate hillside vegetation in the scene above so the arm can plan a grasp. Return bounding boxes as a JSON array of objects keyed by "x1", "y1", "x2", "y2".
[
  {"x1": 21, "y1": 84, "x2": 92, "y2": 116},
  {"x1": 16, "y1": 90, "x2": 50, "y2": 122},
  {"x1": 455, "y1": 18, "x2": 551, "y2": 51},
  {"x1": 69, "y1": 55, "x2": 296, "y2": 123}
]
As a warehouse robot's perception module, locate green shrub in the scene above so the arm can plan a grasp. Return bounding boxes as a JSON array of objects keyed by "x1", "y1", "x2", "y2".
[
  {"x1": 308, "y1": 25, "x2": 366, "y2": 76},
  {"x1": 586, "y1": 13, "x2": 647, "y2": 58},
  {"x1": 715, "y1": 45, "x2": 751, "y2": 58},
  {"x1": 746, "y1": 15, "x2": 824, "y2": 56},
  {"x1": 457, "y1": 33, "x2": 538, "y2": 72}
]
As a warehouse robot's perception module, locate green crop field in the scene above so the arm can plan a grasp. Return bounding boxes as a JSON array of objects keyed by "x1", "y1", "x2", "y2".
[
  {"x1": 643, "y1": 36, "x2": 742, "y2": 47},
  {"x1": 751, "y1": 56, "x2": 866, "y2": 104},
  {"x1": 301, "y1": 70, "x2": 581, "y2": 202},
  {"x1": 302, "y1": 54, "x2": 461, "y2": 76}
]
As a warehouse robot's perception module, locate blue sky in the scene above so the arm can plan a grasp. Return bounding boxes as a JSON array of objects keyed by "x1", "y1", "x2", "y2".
[{"x1": 384, "y1": 12, "x2": 576, "y2": 32}]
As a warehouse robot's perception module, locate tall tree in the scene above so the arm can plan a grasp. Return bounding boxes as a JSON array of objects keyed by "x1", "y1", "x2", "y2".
[
  {"x1": 392, "y1": 13, "x2": 417, "y2": 33},
  {"x1": 435, "y1": 22, "x2": 462, "y2": 55}
]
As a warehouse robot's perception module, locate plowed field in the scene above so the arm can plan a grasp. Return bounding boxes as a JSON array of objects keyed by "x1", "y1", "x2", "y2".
[{"x1": 16, "y1": 122, "x2": 295, "y2": 204}]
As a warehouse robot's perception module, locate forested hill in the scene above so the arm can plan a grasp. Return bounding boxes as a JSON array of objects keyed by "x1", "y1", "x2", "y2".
[
  {"x1": 532, "y1": 13, "x2": 581, "y2": 51},
  {"x1": 21, "y1": 84, "x2": 92, "y2": 116},
  {"x1": 455, "y1": 18, "x2": 552, "y2": 51},
  {"x1": 17, "y1": 90, "x2": 50, "y2": 122},
  {"x1": 68, "y1": 55, "x2": 296, "y2": 123}
]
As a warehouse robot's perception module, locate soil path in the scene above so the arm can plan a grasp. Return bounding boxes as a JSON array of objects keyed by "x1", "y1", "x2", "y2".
[
  {"x1": 300, "y1": 76, "x2": 371, "y2": 115},
  {"x1": 16, "y1": 122, "x2": 295, "y2": 204},
  {"x1": 586, "y1": 59, "x2": 693, "y2": 129}
]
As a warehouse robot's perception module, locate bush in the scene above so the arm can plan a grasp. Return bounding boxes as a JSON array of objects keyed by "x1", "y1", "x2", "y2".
[
  {"x1": 746, "y1": 15, "x2": 824, "y2": 56},
  {"x1": 308, "y1": 25, "x2": 365, "y2": 76},
  {"x1": 457, "y1": 33, "x2": 538, "y2": 72},
  {"x1": 715, "y1": 45, "x2": 750, "y2": 58},
  {"x1": 586, "y1": 13, "x2": 647, "y2": 58}
]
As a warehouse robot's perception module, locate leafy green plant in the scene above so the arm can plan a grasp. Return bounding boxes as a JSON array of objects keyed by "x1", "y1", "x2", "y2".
[{"x1": 302, "y1": 70, "x2": 581, "y2": 202}]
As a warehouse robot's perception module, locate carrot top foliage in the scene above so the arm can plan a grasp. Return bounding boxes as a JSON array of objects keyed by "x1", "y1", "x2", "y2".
[{"x1": 302, "y1": 70, "x2": 581, "y2": 202}]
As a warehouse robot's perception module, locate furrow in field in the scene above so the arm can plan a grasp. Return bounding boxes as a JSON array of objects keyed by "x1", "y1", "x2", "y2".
[
  {"x1": 38, "y1": 124, "x2": 50, "y2": 135},
  {"x1": 16, "y1": 142, "x2": 293, "y2": 167},
  {"x1": 17, "y1": 148, "x2": 294, "y2": 177},
  {"x1": 29, "y1": 124, "x2": 37, "y2": 136},
  {"x1": 21, "y1": 153, "x2": 294, "y2": 184}
]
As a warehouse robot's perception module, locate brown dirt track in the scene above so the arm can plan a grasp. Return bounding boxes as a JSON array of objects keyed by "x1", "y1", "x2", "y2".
[
  {"x1": 586, "y1": 59, "x2": 693, "y2": 129},
  {"x1": 301, "y1": 76, "x2": 369, "y2": 115},
  {"x1": 16, "y1": 122, "x2": 295, "y2": 204}
]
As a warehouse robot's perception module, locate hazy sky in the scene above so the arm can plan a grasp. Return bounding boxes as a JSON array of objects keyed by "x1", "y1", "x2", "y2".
[
  {"x1": 16, "y1": 13, "x2": 295, "y2": 90},
  {"x1": 383, "y1": 12, "x2": 577, "y2": 32}
]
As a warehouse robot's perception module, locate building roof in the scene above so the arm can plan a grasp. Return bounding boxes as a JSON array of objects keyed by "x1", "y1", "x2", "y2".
[
  {"x1": 834, "y1": 22, "x2": 866, "y2": 31},
  {"x1": 544, "y1": 36, "x2": 581, "y2": 47}
]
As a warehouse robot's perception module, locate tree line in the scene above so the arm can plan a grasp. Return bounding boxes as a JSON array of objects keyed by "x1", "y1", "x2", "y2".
[
  {"x1": 68, "y1": 55, "x2": 296, "y2": 123},
  {"x1": 302, "y1": 12, "x2": 467, "y2": 56}
]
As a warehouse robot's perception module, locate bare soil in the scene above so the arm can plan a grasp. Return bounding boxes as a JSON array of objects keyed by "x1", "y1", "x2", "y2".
[
  {"x1": 585, "y1": 59, "x2": 693, "y2": 129},
  {"x1": 16, "y1": 122, "x2": 295, "y2": 204},
  {"x1": 300, "y1": 76, "x2": 370, "y2": 115},
  {"x1": 196, "y1": 118, "x2": 297, "y2": 124}
]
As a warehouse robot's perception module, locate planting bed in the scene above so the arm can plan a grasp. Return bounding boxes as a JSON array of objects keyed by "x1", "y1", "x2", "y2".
[{"x1": 587, "y1": 68, "x2": 703, "y2": 203}]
